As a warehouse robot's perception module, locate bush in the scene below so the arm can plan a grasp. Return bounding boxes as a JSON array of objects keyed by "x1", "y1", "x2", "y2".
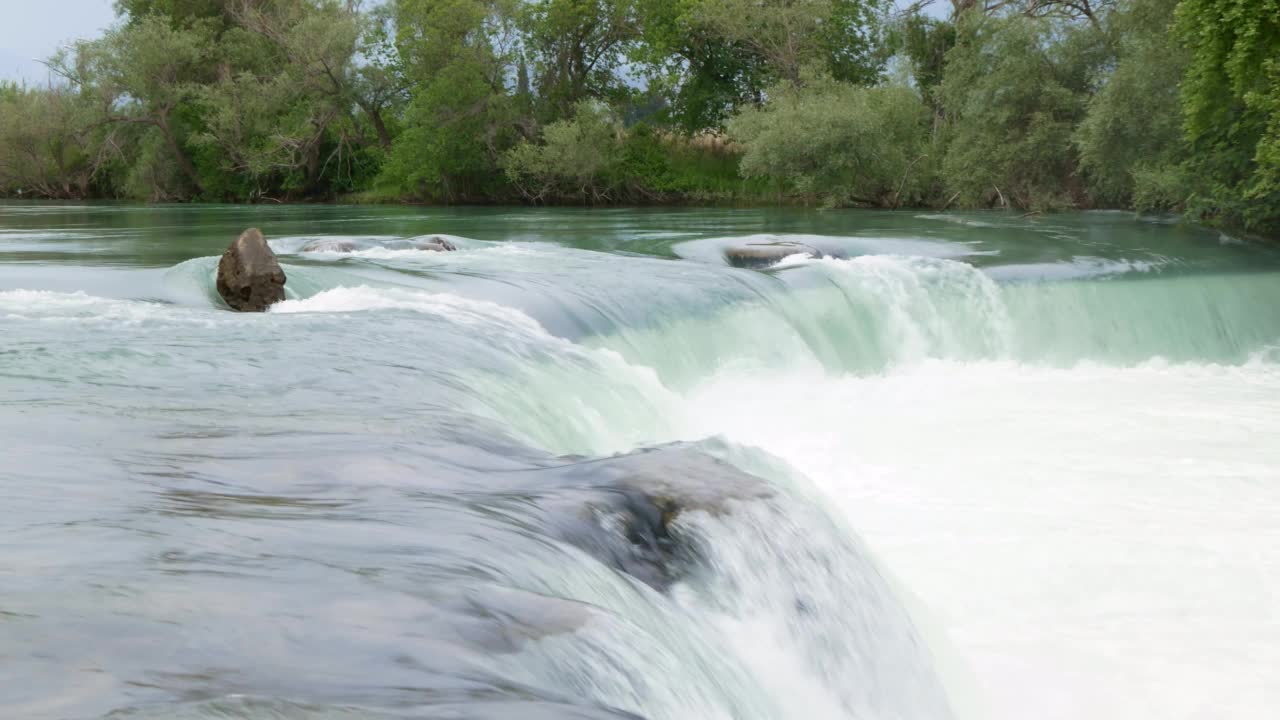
[
  {"x1": 727, "y1": 72, "x2": 933, "y2": 207},
  {"x1": 503, "y1": 100, "x2": 624, "y2": 203},
  {"x1": 503, "y1": 102, "x2": 766, "y2": 204},
  {"x1": 0, "y1": 84, "x2": 104, "y2": 198}
]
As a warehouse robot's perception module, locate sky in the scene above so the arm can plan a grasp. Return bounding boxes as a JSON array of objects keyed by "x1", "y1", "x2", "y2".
[{"x1": 0, "y1": 0, "x2": 118, "y2": 84}]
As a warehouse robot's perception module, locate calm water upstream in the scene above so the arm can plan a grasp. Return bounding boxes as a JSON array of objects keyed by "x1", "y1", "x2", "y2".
[{"x1": 2, "y1": 203, "x2": 1279, "y2": 720}]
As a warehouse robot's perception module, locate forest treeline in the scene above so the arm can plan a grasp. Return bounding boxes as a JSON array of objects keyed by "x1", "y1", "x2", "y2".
[{"x1": 0, "y1": 0, "x2": 1277, "y2": 237}]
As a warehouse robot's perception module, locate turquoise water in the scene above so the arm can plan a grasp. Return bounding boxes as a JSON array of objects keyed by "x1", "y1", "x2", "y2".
[{"x1": 3, "y1": 203, "x2": 1279, "y2": 720}]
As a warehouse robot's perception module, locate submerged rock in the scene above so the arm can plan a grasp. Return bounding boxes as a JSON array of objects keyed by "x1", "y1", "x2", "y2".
[
  {"x1": 418, "y1": 702, "x2": 646, "y2": 720},
  {"x1": 216, "y1": 228, "x2": 286, "y2": 312},
  {"x1": 297, "y1": 236, "x2": 455, "y2": 254},
  {"x1": 440, "y1": 587, "x2": 595, "y2": 654},
  {"x1": 724, "y1": 241, "x2": 838, "y2": 269},
  {"x1": 299, "y1": 238, "x2": 359, "y2": 253},
  {"x1": 412, "y1": 235, "x2": 458, "y2": 252},
  {"x1": 546, "y1": 447, "x2": 773, "y2": 591}
]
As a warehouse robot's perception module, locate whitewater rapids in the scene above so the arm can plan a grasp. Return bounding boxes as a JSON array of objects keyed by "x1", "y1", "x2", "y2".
[{"x1": 2, "y1": 204, "x2": 1278, "y2": 720}]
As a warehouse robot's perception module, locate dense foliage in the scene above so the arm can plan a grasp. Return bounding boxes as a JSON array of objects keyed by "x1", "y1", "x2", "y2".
[
  {"x1": 1175, "y1": 0, "x2": 1280, "y2": 235},
  {"x1": 729, "y1": 73, "x2": 933, "y2": 207},
  {"x1": 0, "y1": 0, "x2": 1277, "y2": 237}
]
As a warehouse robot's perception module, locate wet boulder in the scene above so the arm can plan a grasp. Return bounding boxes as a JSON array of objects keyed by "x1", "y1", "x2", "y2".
[
  {"x1": 724, "y1": 241, "x2": 837, "y2": 269},
  {"x1": 418, "y1": 702, "x2": 646, "y2": 720},
  {"x1": 438, "y1": 587, "x2": 595, "y2": 654},
  {"x1": 300, "y1": 238, "x2": 359, "y2": 253},
  {"x1": 216, "y1": 228, "x2": 286, "y2": 312},
  {"x1": 409, "y1": 235, "x2": 458, "y2": 252},
  {"x1": 544, "y1": 446, "x2": 773, "y2": 591}
]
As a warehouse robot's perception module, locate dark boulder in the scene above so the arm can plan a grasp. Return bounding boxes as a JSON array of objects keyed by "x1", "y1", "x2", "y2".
[
  {"x1": 216, "y1": 228, "x2": 286, "y2": 312},
  {"x1": 544, "y1": 447, "x2": 773, "y2": 591}
]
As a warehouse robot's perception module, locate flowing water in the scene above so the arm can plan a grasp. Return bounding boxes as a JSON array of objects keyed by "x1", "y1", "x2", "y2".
[{"x1": 2, "y1": 203, "x2": 1279, "y2": 720}]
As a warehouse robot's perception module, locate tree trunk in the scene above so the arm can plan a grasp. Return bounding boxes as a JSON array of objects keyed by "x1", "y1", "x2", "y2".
[
  {"x1": 155, "y1": 111, "x2": 205, "y2": 198},
  {"x1": 367, "y1": 107, "x2": 392, "y2": 150},
  {"x1": 305, "y1": 135, "x2": 321, "y2": 194}
]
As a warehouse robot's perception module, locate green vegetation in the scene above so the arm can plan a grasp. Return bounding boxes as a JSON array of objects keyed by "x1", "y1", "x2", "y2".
[
  {"x1": 0, "y1": 0, "x2": 1277, "y2": 237},
  {"x1": 939, "y1": 13, "x2": 1105, "y2": 210},
  {"x1": 729, "y1": 73, "x2": 933, "y2": 207},
  {"x1": 1175, "y1": 0, "x2": 1280, "y2": 236}
]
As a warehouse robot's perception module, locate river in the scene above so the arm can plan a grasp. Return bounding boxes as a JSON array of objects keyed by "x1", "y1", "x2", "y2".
[{"x1": 2, "y1": 203, "x2": 1278, "y2": 720}]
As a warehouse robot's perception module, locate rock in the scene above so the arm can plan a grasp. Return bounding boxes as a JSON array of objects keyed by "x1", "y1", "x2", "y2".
[
  {"x1": 724, "y1": 241, "x2": 829, "y2": 269},
  {"x1": 410, "y1": 235, "x2": 457, "y2": 252},
  {"x1": 216, "y1": 228, "x2": 286, "y2": 312},
  {"x1": 299, "y1": 237, "x2": 455, "y2": 253},
  {"x1": 440, "y1": 587, "x2": 595, "y2": 654},
  {"x1": 545, "y1": 446, "x2": 773, "y2": 590},
  {"x1": 299, "y1": 239, "x2": 359, "y2": 253}
]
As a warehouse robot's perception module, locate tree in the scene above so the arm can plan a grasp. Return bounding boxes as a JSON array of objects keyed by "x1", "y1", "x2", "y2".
[
  {"x1": 351, "y1": 3, "x2": 408, "y2": 151},
  {"x1": 58, "y1": 15, "x2": 216, "y2": 197},
  {"x1": 632, "y1": 0, "x2": 771, "y2": 131},
  {"x1": 693, "y1": 0, "x2": 887, "y2": 83},
  {"x1": 524, "y1": 0, "x2": 640, "y2": 119},
  {"x1": 1075, "y1": 0, "x2": 1185, "y2": 207},
  {"x1": 885, "y1": 11, "x2": 955, "y2": 104},
  {"x1": 114, "y1": 0, "x2": 234, "y2": 27},
  {"x1": 940, "y1": 0, "x2": 1114, "y2": 25},
  {"x1": 0, "y1": 0, "x2": 1268, "y2": 220},
  {"x1": 937, "y1": 12, "x2": 1106, "y2": 209},
  {"x1": 379, "y1": 0, "x2": 522, "y2": 201},
  {"x1": 0, "y1": 84, "x2": 112, "y2": 198},
  {"x1": 728, "y1": 72, "x2": 933, "y2": 206},
  {"x1": 503, "y1": 100, "x2": 624, "y2": 202},
  {"x1": 195, "y1": 0, "x2": 369, "y2": 196},
  {"x1": 1175, "y1": 0, "x2": 1280, "y2": 236}
]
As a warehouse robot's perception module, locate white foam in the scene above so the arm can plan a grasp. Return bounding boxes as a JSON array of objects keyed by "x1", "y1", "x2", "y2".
[
  {"x1": 271, "y1": 284, "x2": 544, "y2": 331},
  {"x1": 0, "y1": 289, "x2": 182, "y2": 324},
  {"x1": 770, "y1": 252, "x2": 819, "y2": 268},
  {"x1": 673, "y1": 357, "x2": 1280, "y2": 720},
  {"x1": 819, "y1": 254, "x2": 1013, "y2": 362},
  {"x1": 985, "y1": 256, "x2": 1164, "y2": 282}
]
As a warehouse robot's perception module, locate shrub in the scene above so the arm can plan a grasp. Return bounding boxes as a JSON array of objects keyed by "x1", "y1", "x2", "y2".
[
  {"x1": 503, "y1": 100, "x2": 624, "y2": 203},
  {"x1": 727, "y1": 72, "x2": 933, "y2": 207}
]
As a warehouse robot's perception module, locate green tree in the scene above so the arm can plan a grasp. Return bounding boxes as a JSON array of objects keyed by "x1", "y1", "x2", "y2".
[
  {"x1": 114, "y1": 0, "x2": 233, "y2": 27},
  {"x1": 351, "y1": 3, "x2": 408, "y2": 151},
  {"x1": 1175, "y1": 0, "x2": 1280, "y2": 236},
  {"x1": 523, "y1": 0, "x2": 640, "y2": 119},
  {"x1": 193, "y1": 0, "x2": 370, "y2": 197},
  {"x1": 885, "y1": 11, "x2": 955, "y2": 104},
  {"x1": 938, "y1": 12, "x2": 1105, "y2": 209},
  {"x1": 58, "y1": 15, "x2": 216, "y2": 196},
  {"x1": 380, "y1": 0, "x2": 521, "y2": 201},
  {"x1": 728, "y1": 72, "x2": 933, "y2": 206},
  {"x1": 0, "y1": 84, "x2": 111, "y2": 198},
  {"x1": 1075, "y1": 0, "x2": 1186, "y2": 208},
  {"x1": 632, "y1": 0, "x2": 769, "y2": 131},
  {"x1": 693, "y1": 0, "x2": 887, "y2": 83}
]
